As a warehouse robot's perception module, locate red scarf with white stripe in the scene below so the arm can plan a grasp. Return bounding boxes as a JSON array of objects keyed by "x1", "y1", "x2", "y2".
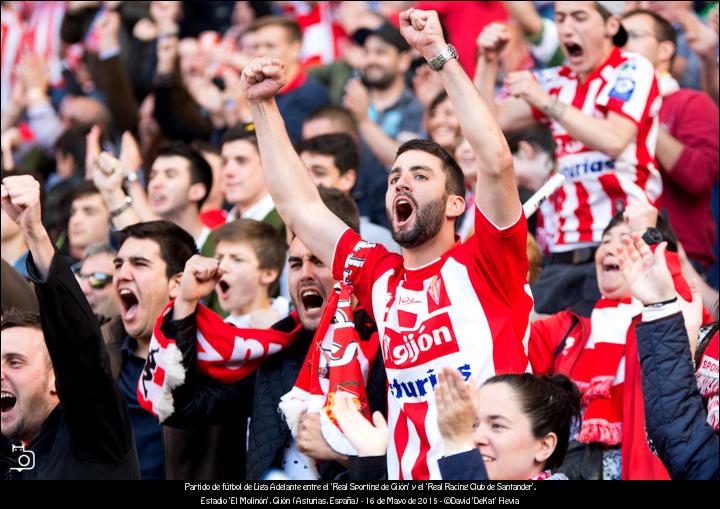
[
  {"x1": 573, "y1": 298, "x2": 642, "y2": 446},
  {"x1": 696, "y1": 331, "x2": 719, "y2": 431},
  {"x1": 137, "y1": 301, "x2": 300, "y2": 421},
  {"x1": 279, "y1": 240, "x2": 380, "y2": 459}
]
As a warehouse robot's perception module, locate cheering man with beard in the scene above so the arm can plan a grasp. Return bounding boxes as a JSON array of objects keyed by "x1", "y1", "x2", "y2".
[{"x1": 239, "y1": 8, "x2": 533, "y2": 479}]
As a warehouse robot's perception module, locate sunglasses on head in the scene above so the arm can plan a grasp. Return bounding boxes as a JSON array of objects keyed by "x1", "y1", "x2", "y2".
[{"x1": 72, "y1": 263, "x2": 113, "y2": 289}]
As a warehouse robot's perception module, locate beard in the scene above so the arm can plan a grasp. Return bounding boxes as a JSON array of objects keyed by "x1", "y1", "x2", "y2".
[
  {"x1": 361, "y1": 67, "x2": 396, "y2": 90},
  {"x1": 389, "y1": 195, "x2": 446, "y2": 249}
]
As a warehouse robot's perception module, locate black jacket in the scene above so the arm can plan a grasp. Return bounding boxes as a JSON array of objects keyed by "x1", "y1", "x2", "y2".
[
  {"x1": 101, "y1": 314, "x2": 249, "y2": 480},
  {"x1": 635, "y1": 312, "x2": 719, "y2": 480},
  {"x1": 161, "y1": 308, "x2": 387, "y2": 480},
  {"x1": 3, "y1": 251, "x2": 139, "y2": 480}
]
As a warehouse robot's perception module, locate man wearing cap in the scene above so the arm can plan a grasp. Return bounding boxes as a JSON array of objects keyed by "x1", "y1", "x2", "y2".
[
  {"x1": 476, "y1": 1, "x2": 662, "y2": 316},
  {"x1": 343, "y1": 20, "x2": 425, "y2": 228}
]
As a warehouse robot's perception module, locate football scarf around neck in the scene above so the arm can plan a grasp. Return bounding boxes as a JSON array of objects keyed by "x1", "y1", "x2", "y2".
[
  {"x1": 279, "y1": 239, "x2": 380, "y2": 461},
  {"x1": 573, "y1": 297, "x2": 643, "y2": 446},
  {"x1": 137, "y1": 301, "x2": 301, "y2": 422}
]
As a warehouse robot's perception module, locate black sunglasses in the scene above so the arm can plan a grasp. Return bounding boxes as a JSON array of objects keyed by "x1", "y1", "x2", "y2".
[{"x1": 72, "y1": 263, "x2": 113, "y2": 289}]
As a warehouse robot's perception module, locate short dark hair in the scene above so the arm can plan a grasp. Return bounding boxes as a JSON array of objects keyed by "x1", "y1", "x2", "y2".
[
  {"x1": 212, "y1": 219, "x2": 287, "y2": 274},
  {"x1": 484, "y1": 374, "x2": 581, "y2": 470},
  {"x1": 304, "y1": 106, "x2": 357, "y2": 137},
  {"x1": 114, "y1": 221, "x2": 197, "y2": 279},
  {"x1": 221, "y1": 122, "x2": 258, "y2": 149},
  {"x1": 622, "y1": 8, "x2": 677, "y2": 57},
  {"x1": 191, "y1": 139, "x2": 221, "y2": 157},
  {"x1": 396, "y1": 139, "x2": 466, "y2": 199},
  {"x1": 318, "y1": 186, "x2": 360, "y2": 234},
  {"x1": 296, "y1": 134, "x2": 358, "y2": 177},
  {"x1": 154, "y1": 142, "x2": 214, "y2": 209},
  {"x1": 602, "y1": 208, "x2": 679, "y2": 252},
  {"x1": 1, "y1": 308, "x2": 42, "y2": 331},
  {"x1": 54, "y1": 123, "x2": 92, "y2": 173},
  {"x1": 247, "y1": 15, "x2": 302, "y2": 42},
  {"x1": 505, "y1": 124, "x2": 557, "y2": 163},
  {"x1": 67, "y1": 180, "x2": 103, "y2": 205}
]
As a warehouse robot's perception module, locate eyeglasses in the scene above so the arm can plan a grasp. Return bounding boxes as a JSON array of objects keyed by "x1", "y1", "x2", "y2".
[
  {"x1": 72, "y1": 263, "x2": 113, "y2": 289},
  {"x1": 626, "y1": 30, "x2": 661, "y2": 41}
]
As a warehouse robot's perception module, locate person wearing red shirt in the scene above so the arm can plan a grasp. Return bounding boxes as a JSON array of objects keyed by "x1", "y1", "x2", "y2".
[
  {"x1": 237, "y1": 8, "x2": 533, "y2": 479},
  {"x1": 476, "y1": 1, "x2": 663, "y2": 316},
  {"x1": 622, "y1": 9, "x2": 719, "y2": 275}
]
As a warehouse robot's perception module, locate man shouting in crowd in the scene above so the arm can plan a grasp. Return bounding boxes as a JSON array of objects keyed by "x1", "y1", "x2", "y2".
[
  {"x1": 239, "y1": 8, "x2": 533, "y2": 479},
  {"x1": 1, "y1": 175, "x2": 139, "y2": 479}
]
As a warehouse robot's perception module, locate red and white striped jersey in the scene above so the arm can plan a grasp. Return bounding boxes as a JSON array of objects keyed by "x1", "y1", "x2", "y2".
[
  {"x1": 21, "y1": 1, "x2": 67, "y2": 85},
  {"x1": 532, "y1": 48, "x2": 662, "y2": 252},
  {"x1": 283, "y1": 1, "x2": 344, "y2": 67},
  {"x1": 332, "y1": 203, "x2": 533, "y2": 479},
  {"x1": 1, "y1": 2, "x2": 67, "y2": 109},
  {"x1": 1, "y1": 6, "x2": 23, "y2": 110}
]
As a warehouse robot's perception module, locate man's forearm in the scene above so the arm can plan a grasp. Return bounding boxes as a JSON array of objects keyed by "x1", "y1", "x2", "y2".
[
  {"x1": 547, "y1": 102, "x2": 634, "y2": 158},
  {"x1": 100, "y1": 187, "x2": 143, "y2": 230},
  {"x1": 502, "y1": 1, "x2": 542, "y2": 38},
  {"x1": 439, "y1": 59, "x2": 511, "y2": 177},
  {"x1": 24, "y1": 227, "x2": 55, "y2": 282},
  {"x1": 699, "y1": 53, "x2": 719, "y2": 105},
  {"x1": 655, "y1": 127, "x2": 684, "y2": 173},
  {"x1": 249, "y1": 99, "x2": 321, "y2": 227},
  {"x1": 473, "y1": 58, "x2": 500, "y2": 119}
]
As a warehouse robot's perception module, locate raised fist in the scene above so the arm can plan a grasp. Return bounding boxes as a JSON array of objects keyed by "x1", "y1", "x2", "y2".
[
  {"x1": 240, "y1": 58, "x2": 286, "y2": 102},
  {"x1": 476, "y1": 22, "x2": 511, "y2": 63},
  {"x1": 179, "y1": 255, "x2": 224, "y2": 304},
  {"x1": 399, "y1": 8, "x2": 447, "y2": 62},
  {"x1": 1, "y1": 175, "x2": 43, "y2": 238},
  {"x1": 93, "y1": 151, "x2": 125, "y2": 194}
]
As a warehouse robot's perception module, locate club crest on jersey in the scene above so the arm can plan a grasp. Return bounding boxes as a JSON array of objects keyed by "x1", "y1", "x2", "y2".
[
  {"x1": 427, "y1": 276, "x2": 441, "y2": 305},
  {"x1": 609, "y1": 76, "x2": 635, "y2": 102}
]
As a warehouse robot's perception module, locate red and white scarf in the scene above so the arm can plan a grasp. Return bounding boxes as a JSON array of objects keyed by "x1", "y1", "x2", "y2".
[
  {"x1": 573, "y1": 298, "x2": 642, "y2": 445},
  {"x1": 279, "y1": 240, "x2": 380, "y2": 460},
  {"x1": 696, "y1": 331, "x2": 719, "y2": 431},
  {"x1": 137, "y1": 301, "x2": 300, "y2": 421}
]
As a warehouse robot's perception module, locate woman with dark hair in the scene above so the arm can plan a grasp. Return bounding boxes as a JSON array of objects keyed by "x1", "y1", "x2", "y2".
[
  {"x1": 331, "y1": 368, "x2": 580, "y2": 481},
  {"x1": 435, "y1": 368, "x2": 580, "y2": 480},
  {"x1": 528, "y1": 202, "x2": 712, "y2": 480}
]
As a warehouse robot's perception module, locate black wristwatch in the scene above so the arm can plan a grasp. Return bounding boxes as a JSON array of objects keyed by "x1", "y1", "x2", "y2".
[{"x1": 641, "y1": 227, "x2": 664, "y2": 246}]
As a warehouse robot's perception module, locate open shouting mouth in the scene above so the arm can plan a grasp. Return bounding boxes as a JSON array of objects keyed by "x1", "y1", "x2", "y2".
[{"x1": 393, "y1": 194, "x2": 417, "y2": 229}]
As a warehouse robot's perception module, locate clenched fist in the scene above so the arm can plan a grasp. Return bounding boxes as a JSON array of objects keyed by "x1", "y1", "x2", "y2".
[
  {"x1": 476, "y1": 22, "x2": 511, "y2": 63},
  {"x1": 180, "y1": 255, "x2": 224, "y2": 304},
  {"x1": 240, "y1": 58, "x2": 286, "y2": 102},
  {"x1": 93, "y1": 151, "x2": 125, "y2": 194},
  {"x1": 399, "y1": 8, "x2": 447, "y2": 62},
  {"x1": 1, "y1": 175, "x2": 43, "y2": 239}
]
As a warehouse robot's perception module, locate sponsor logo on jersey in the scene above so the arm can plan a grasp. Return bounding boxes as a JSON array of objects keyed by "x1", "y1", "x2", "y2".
[{"x1": 382, "y1": 312, "x2": 460, "y2": 369}]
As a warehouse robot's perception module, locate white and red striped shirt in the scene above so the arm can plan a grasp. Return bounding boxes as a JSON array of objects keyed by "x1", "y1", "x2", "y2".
[
  {"x1": 1, "y1": 5, "x2": 24, "y2": 110},
  {"x1": 283, "y1": 1, "x2": 345, "y2": 67},
  {"x1": 332, "y1": 203, "x2": 533, "y2": 479},
  {"x1": 1, "y1": 2, "x2": 67, "y2": 109},
  {"x1": 532, "y1": 48, "x2": 662, "y2": 252}
]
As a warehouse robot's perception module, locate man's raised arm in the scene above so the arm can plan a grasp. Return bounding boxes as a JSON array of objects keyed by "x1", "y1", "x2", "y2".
[
  {"x1": 241, "y1": 58, "x2": 349, "y2": 268},
  {"x1": 399, "y1": 9, "x2": 521, "y2": 228}
]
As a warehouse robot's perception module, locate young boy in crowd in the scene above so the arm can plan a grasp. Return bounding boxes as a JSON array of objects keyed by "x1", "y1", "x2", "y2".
[{"x1": 210, "y1": 219, "x2": 289, "y2": 328}]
